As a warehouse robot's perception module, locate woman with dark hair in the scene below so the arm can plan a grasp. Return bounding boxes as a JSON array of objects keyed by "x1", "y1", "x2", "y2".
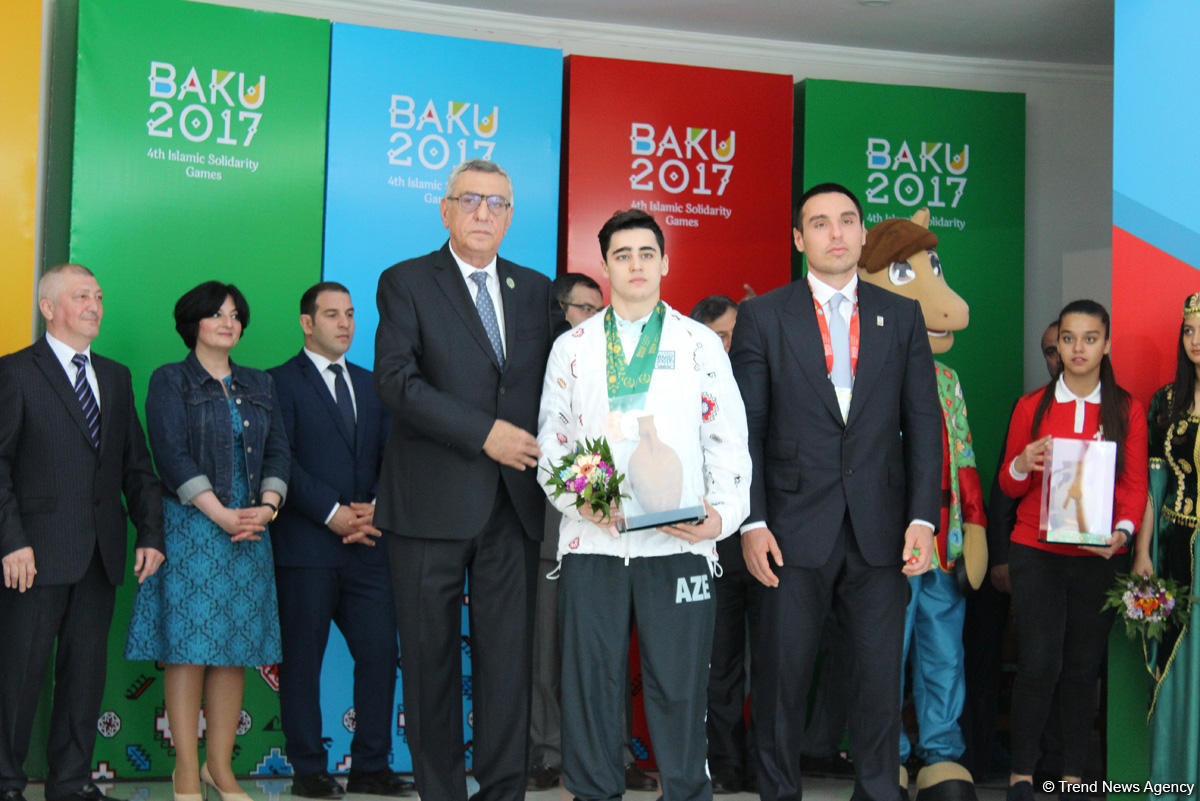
[
  {"x1": 1134, "y1": 291, "x2": 1200, "y2": 792},
  {"x1": 997, "y1": 299, "x2": 1148, "y2": 801},
  {"x1": 125, "y1": 281, "x2": 288, "y2": 801}
]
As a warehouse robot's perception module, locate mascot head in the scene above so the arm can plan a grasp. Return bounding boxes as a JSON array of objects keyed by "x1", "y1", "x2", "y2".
[{"x1": 858, "y1": 208, "x2": 969, "y2": 354}]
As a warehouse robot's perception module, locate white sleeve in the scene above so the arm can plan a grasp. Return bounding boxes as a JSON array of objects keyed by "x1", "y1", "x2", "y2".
[
  {"x1": 536, "y1": 335, "x2": 587, "y2": 522},
  {"x1": 697, "y1": 334, "x2": 752, "y2": 540}
]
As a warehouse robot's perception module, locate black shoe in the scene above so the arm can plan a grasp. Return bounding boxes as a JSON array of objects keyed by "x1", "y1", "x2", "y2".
[
  {"x1": 1, "y1": 790, "x2": 28, "y2": 801},
  {"x1": 1007, "y1": 781, "x2": 1035, "y2": 801},
  {"x1": 742, "y1": 773, "x2": 756, "y2": 793},
  {"x1": 46, "y1": 785, "x2": 116, "y2": 801},
  {"x1": 345, "y1": 771, "x2": 413, "y2": 797},
  {"x1": 710, "y1": 774, "x2": 740, "y2": 794},
  {"x1": 526, "y1": 763, "x2": 560, "y2": 791},
  {"x1": 291, "y1": 773, "x2": 345, "y2": 799},
  {"x1": 625, "y1": 762, "x2": 657, "y2": 792}
]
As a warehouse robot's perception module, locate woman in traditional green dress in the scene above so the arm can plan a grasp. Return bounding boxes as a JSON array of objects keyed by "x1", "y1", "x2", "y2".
[{"x1": 1135, "y1": 291, "x2": 1200, "y2": 795}]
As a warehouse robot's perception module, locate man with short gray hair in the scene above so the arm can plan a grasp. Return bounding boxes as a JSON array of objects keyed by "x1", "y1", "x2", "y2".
[
  {"x1": 0, "y1": 263, "x2": 164, "y2": 801},
  {"x1": 374, "y1": 160, "x2": 554, "y2": 801}
]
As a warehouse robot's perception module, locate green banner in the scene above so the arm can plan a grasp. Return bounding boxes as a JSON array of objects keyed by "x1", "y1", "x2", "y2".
[
  {"x1": 799, "y1": 78, "x2": 1026, "y2": 490},
  {"x1": 70, "y1": 0, "x2": 329, "y2": 780}
]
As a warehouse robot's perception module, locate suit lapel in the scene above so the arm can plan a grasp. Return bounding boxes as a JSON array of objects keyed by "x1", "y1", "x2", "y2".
[
  {"x1": 498, "y1": 260, "x2": 519, "y2": 374},
  {"x1": 349, "y1": 364, "x2": 373, "y2": 455},
  {"x1": 297, "y1": 352, "x2": 355, "y2": 451},
  {"x1": 31, "y1": 338, "x2": 97, "y2": 450},
  {"x1": 433, "y1": 246, "x2": 503, "y2": 371},
  {"x1": 780, "y1": 282, "x2": 844, "y2": 425},
  {"x1": 845, "y1": 285, "x2": 890, "y2": 426}
]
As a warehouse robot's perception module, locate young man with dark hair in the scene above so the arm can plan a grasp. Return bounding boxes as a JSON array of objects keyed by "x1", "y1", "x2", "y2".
[{"x1": 537, "y1": 209, "x2": 750, "y2": 801}]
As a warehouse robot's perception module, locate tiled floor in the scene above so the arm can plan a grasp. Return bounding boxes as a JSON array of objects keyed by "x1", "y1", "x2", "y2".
[{"x1": 19, "y1": 776, "x2": 1018, "y2": 801}]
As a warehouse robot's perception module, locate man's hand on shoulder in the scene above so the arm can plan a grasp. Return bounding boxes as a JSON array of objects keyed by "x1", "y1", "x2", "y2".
[
  {"x1": 133, "y1": 547, "x2": 165, "y2": 584},
  {"x1": 742, "y1": 527, "x2": 783, "y2": 588},
  {"x1": 901, "y1": 523, "x2": 935, "y2": 576},
  {"x1": 483, "y1": 419, "x2": 541, "y2": 470},
  {"x1": 2, "y1": 546, "x2": 36, "y2": 592}
]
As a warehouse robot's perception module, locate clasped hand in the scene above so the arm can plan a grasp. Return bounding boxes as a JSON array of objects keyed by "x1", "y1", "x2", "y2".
[{"x1": 328, "y1": 502, "x2": 382, "y2": 546}]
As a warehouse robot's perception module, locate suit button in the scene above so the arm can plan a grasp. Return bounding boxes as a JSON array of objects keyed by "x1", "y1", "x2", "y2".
[
  {"x1": 844, "y1": 467, "x2": 853, "y2": 476},
  {"x1": 247, "y1": 447, "x2": 253, "y2": 453},
  {"x1": 499, "y1": 387, "x2": 506, "y2": 395}
]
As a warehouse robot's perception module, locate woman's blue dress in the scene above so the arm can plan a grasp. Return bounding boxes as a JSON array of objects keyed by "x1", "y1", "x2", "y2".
[{"x1": 125, "y1": 383, "x2": 281, "y2": 666}]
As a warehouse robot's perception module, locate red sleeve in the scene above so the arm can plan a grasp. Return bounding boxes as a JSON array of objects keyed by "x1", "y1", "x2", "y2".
[
  {"x1": 1113, "y1": 396, "x2": 1149, "y2": 528},
  {"x1": 959, "y1": 464, "x2": 986, "y2": 528},
  {"x1": 998, "y1": 392, "x2": 1038, "y2": 500}
]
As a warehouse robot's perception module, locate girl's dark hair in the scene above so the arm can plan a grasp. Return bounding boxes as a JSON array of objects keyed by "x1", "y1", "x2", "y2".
[
  {"x1": 1160, "y1": 315, "x2": 1199, "y2": 428},
  {"x1": 1030, "y1": 299, "x2": 1131, "y2": 473},
  {"x1": 174, "y1": 281, "x2": 250, "y2": 349}
]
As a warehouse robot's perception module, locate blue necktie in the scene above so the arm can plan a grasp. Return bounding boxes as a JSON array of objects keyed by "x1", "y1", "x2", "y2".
[
  {"x1": 827, "y1": 293, "x2": 853, "y2": 390},
  {"x1": 71, "y1": 353, "x2": 101, "y2": 448},
  {"x1": 470, "y1": 271, "x2": 505, "y2": 368},
  {"x1": 328, "y1": 363, "x2": 356, "y2": 444}
]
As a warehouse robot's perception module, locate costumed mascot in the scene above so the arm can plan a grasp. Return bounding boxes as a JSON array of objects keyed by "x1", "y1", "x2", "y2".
[{"x1": 858, "y1": 209, "x2": 986, "y2": 801}]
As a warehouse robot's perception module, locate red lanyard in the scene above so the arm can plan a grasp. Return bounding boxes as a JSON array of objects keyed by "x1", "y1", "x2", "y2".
[{"x1": 813, "y1": 292, "x2": 860, "y2": 378}]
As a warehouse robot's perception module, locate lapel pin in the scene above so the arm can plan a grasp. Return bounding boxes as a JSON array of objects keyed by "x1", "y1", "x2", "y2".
[
  {"x1": 876, "y1": 315, "x2": 885, "y2": 327},
  {"x1": 506, "y1": 276, "x2": 515, "y2": 289}
]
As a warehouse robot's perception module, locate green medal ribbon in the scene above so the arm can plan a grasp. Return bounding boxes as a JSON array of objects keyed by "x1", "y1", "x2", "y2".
[{"x1": 605, "y1": 302, "x2": 665, "y2": 413}]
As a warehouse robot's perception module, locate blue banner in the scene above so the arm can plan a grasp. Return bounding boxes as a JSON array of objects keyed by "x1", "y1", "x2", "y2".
[
  {"x1": 323, "y1": 23, "x2": 563, "y2": 370},
  {"x1": 320, "y1": 23, "x2": 563, "y2": 772}
]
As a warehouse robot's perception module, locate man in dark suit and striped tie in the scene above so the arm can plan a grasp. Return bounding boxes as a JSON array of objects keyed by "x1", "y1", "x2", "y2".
[{"x1": 0, "y1": 263, "x2": 164, "y2": 801}]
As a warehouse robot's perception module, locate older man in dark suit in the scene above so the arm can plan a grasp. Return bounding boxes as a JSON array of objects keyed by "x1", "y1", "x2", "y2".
[
  {"x1": 0, "y1": 263, "x2": 164, "y2": 801},
  {"x1": 269, "y1": 282, "x2": 410, "y2": 798},
  {"x1": 374, "y1": 159, "x2": 553, "y2": 801},
  {"x1": 731, "y1": 184, "x2": 942, "y2": 801}
]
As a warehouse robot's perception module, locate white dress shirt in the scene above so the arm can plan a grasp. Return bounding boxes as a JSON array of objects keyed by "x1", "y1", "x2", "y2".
[
  {"x1": 45, "y1": 332, "x2": 100, "y2": 410},
  {"x1": 450, "y1": 245, "x2": 506, "y2": 353}
]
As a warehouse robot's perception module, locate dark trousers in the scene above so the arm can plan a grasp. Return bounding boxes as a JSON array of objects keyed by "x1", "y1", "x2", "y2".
[
  {"x1": 1008, "y1": 543, "x2": 1124, "y2": 777},
  {"x1": 388, "y1": 487, "x2": 537, "y2": 801},
  {"x1": 560, "y1": 552, "x2": 714, "y2": 801},
  {"x1": 960, "y1": 578, "x2": 1009, "y2": 779},
  {"x1": 0, "y1": 550, "x2": 114, "y2": 798},
  {"x1": 707, "y1": 535, "x2": 759, "y2": 783},
  {"x1": 752, "y1": 518, "x2": 908, "y2": 801},
  {"x1": 275, "y1": 558, "x2": 399, "y2": 776}
]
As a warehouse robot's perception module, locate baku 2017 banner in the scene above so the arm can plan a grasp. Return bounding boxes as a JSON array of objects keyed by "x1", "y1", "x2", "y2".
[
  {"x1": 70, "y1": 0, "x2": 330, "y2": 783},
  {"x1": 322, "y1": 23, "x2": 563, "y2": 371},
  {"x1": 320, "y1": 22, "x2": 564, "y2": 772},
  {"x1": 800, "y1": 78, "x2": 1025, "y2": 488},
  {"x1": 562, "y1": 55, "x2": 793, "y2": 313}
]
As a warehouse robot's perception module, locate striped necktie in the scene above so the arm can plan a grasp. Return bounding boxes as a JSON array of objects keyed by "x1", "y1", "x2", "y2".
[{"x1": 71, "y1": 353, "x2": 101, "y2": 448}]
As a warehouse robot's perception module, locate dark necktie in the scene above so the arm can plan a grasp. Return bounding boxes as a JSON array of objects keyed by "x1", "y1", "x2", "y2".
[
  {"x1": 470, "y1": 271, "x2": 506, "y2": 368},
  {"x1": 328, "y1": 363, "x2": 356, "y2": 444},
  {"x1": 71, "y1": 353, "x2": 101, "y2": 448}
]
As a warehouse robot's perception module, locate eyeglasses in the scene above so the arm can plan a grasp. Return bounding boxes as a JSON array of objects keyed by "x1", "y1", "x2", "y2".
[
  {"x1": 564, "y1": 302, "x2": 600, "y2": 316},
  {"x1": 447, "y1": 193, "x2": 511, "y2": 214}
]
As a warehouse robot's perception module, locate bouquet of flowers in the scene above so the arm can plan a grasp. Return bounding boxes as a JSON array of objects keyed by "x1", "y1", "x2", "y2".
[
  {"x1": 544, "y1": 436, "x2": 627, "y2": 520},
  {"x1": 1103, "y1": 572, "x2": 1193, "y2": 643}
]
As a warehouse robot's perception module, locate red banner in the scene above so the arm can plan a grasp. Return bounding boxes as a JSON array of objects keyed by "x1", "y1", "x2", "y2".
[{"x1": 563, "y1": 56, "x2": 793, "y2": 311}]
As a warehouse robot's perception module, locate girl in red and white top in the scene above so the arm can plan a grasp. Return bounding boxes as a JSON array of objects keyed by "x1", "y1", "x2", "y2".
[{"x1": 998, "y1": 299, "x2": 1147, "y2": 801}]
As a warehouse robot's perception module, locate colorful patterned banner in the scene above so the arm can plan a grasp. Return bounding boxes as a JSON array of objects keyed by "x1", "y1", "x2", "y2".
[{"x1": 71, "y1": 0, "x2": 330, "y2": 780}]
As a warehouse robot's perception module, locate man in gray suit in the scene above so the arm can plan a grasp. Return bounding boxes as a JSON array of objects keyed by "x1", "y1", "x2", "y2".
[{"x1": 0, "y1": 263, "x2": 164, "y2": 801}]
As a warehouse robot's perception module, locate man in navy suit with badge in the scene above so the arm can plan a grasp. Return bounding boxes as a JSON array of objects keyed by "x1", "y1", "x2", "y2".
[{"x1": 269, "y1": 282, "x2": 410, "y2": 798}]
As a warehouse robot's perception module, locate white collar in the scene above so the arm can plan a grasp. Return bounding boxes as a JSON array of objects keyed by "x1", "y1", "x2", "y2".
[
  {"x1": 449, "y1": 245, "x2": 499, "y2": 288},
  {"x1": 45, "y1": 331, "x2": 92, "y2": 366},
  {"x1": 1054, "y1": 373, "x2": 1101, "y2": 404},
  {"x1": 303, "y1": 347, "x2": 348, "y2": 375},
  {"x1": 807, "y1": 271, "x2": 858, "y2": 307}
]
